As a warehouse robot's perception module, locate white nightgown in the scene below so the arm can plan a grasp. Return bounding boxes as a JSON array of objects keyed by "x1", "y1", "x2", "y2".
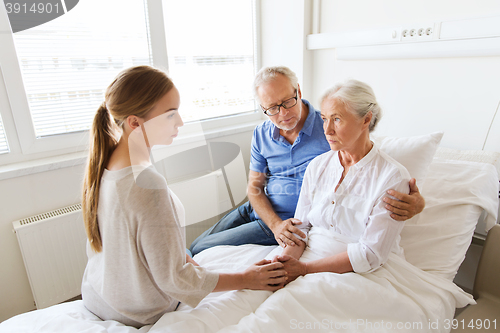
[{"x1": 295, "y1": 143, "x2": 411, "y2": 273}]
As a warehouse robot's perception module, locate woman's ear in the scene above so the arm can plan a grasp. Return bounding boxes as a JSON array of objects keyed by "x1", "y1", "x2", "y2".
[
  {"x1": 363, "y1": 111, "x2": 373, "y2": 129},
  {"x1": 126, "y1": 115, "x2": 142, "y2": 131}
]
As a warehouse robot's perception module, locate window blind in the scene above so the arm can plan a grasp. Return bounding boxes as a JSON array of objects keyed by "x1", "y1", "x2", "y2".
[
  {"x1": 0, "y1": 115, "x2": 9, "y2": 154},
  {"x1": 12, "y1": 0, "x2": 152, "y2": 138},
  {"x1": 163, "y1": 0, "x2": 257, "y2": 123}
]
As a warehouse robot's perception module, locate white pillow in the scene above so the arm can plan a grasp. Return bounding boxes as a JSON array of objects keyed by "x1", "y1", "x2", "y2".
[
  {"x1": 372, "y1": 132, "x2": 444, "y2": 185},
  {"x1": 400, "y1": 158, "x2": 499, "y2": 281}
]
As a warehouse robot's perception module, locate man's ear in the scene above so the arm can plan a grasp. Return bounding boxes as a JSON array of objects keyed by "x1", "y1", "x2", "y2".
[
  {"x1": 297, "y1": 83, "x2": 302, "y2": 99},
  {"x1": 126, "y1": 115, "x2": 141, "y2": 131}
]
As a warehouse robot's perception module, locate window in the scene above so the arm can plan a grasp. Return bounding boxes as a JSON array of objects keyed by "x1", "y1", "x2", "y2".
[
  {"x1": 163, "y1": 0, "x2": 257, "y2": 122},
  {"x1": 0, "y1": 116, "x2": 9, "y2": 155},
  {"x1": 0, "y1": 0, "x2": 259, "y2": 164},
  {"x1": 12, "y1": 0, "x2": 152, "y2": 138}
]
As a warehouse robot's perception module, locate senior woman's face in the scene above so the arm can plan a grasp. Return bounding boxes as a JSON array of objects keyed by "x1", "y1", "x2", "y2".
[{"x1": 320, "y1": 98, "x2": 369, "y2": 152}]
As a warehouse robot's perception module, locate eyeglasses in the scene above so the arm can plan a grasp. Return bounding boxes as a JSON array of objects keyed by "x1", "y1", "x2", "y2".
[{"x1": 260, "y1": 90, "x2": 298, "y2": 116}]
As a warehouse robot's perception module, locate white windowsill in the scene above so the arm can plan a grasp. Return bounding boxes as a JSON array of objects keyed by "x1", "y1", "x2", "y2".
[
  {"x1": 0, "y1": 151, "x2": 88, "y2": 181},
  {"x1": 0, "y1": 120, "x2": 263, "y2": 181}
]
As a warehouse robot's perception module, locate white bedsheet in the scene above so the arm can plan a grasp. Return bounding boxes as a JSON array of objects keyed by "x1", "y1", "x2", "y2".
[{"x1": 0, "y1": 300, "x2": 151, "y2": 333}]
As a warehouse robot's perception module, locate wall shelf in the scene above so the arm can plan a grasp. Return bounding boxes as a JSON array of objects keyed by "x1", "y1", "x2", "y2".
[
  {"x1": 335, "y1": 37, "x2": 500, "y2": 60},
  {"x1": 307, "y1": 14, "x2": 500, "y2": 59}
]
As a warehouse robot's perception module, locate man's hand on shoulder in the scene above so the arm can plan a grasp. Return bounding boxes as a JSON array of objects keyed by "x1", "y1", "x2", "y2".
[
  {"x1": 269, "y1": 218, "x2": 306, "y2": 247},
  {"x1": 383, "y1": 178, "x2": 425, "y2": 221}
]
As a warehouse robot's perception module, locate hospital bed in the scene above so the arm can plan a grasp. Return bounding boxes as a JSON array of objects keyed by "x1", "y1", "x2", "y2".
[{"x1": 1, "y1": 132, "x2": 499, "y2": 333}]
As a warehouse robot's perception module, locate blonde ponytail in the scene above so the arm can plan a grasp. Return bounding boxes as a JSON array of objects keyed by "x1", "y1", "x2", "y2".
[{"x1": 82, "y1": 103, "x2": 119, "y2": 252}]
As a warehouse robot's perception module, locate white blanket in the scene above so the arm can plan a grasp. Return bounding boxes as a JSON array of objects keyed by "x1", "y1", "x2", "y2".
[{"x1": 149, "y1": 229, "x2": 474, "y2": 333}]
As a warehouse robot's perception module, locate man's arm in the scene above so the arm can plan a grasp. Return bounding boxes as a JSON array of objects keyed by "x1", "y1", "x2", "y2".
[
  {"x1": 247, "y1": 170, "x2": 305, "y2": 247},
  {"x1": 383, "y1": 178, "x2": 425, "y2": 221}
]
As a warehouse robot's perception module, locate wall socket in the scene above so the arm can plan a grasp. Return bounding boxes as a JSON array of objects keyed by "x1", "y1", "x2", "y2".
[{"x1": 401, "y1": 23, "x2": 438, "y2": 42}]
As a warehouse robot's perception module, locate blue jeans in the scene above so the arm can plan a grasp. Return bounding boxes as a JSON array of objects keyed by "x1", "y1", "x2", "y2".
[{"x1": 189, "y1": 201, "x2": 278, "y2": 256}]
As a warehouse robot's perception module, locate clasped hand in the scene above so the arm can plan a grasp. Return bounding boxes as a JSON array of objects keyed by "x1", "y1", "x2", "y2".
[
  {"x1": 245, "y1": 256, "x2": 306, "y2": 290},
  {"x1": 272, "y1": 254, "x2": 307, "y2": 286},
  {"x1": 244, "y1": 259, "x2": 288, "y2": 291},
  {"x1": 270, "y1": 218, "x2": 306, "y2": 248}
]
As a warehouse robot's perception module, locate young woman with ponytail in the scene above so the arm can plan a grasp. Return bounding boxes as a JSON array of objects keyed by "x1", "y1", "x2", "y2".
[{"x1": 81, "y1": 66, "x2": 287, "y2": 328}]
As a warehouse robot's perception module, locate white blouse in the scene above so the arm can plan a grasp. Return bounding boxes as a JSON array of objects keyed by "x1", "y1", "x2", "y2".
[{"x1": 295, "y1": 143, "x2": 411, "y2": 273}]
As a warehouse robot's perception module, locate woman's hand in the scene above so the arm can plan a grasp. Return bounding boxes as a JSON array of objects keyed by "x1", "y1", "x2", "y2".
[
  {"x1": 275, "y1": 254, "x2": 307, "y2": 285},
  {"x1": 213, "y1": 259, "x2": 287, "y2": 292},
  {"x1": 242, "y1": 259, "x2": 287, "y2": 291},
  {"x1": 384, "y1": 178, "x2": 425, "y2": 221}
]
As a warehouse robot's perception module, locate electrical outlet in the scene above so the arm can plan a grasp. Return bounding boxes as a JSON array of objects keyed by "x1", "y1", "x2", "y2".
[
  {"x1": 416, "y1": 24, "x2": 435, "y2": 41},
  {"x1": 401, "y1": 22, "x2": 437, "y2": 42},
  {"x1": 401, "y1": 27, "x2": 417, "y2": 41}
]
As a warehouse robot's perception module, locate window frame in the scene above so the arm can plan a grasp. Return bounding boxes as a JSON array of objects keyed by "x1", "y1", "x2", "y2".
[{"x1": 0, "y1": 0, "x2": 262, "y2": 166}]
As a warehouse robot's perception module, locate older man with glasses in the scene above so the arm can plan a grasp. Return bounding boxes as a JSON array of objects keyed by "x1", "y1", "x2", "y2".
[{"x1": 189, "y1": 66, "x2": 425, "y2": 256}]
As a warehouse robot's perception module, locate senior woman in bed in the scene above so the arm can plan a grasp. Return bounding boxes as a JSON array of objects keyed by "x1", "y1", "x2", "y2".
[{"x1": 275, "y1": 79, "x2": 411, "y2": 281}]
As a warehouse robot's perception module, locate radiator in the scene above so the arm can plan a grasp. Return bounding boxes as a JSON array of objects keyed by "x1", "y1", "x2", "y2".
[{"x1": 12, "y1": 204, "x2": 87, "y2": 309}]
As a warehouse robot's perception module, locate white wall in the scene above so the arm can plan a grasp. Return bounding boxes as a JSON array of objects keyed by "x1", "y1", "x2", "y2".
[
  {"x1": 309, "y1": 0, "x2": 500, "y2": 152},
  {"x1": 259, "y1": 0, "x2": 314, "y2": 98},
  {"x1": 259, "y1": 0, "x2": 500, "y2": 152}
]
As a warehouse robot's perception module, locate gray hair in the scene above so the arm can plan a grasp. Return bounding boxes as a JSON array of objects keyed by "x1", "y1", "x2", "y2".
[
  {"x1": 253, "y1": 66, "x2": 299, "y2": 101},
  {"x1": 320, "y1": 79, "x2": 382, "y2": 132}
]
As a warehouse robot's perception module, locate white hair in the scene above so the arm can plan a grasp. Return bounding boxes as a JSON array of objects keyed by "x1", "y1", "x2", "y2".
[
  {"x1": 253, "y1": 66, "x2": 298, "y2": 101},
  {"x1": 320, "y1": 79, "x2": 382, "y2": 132}
]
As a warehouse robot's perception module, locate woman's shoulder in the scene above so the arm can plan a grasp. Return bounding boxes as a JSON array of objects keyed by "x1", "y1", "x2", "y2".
[
  {"x1": 373, "y1": 146, "x2": 411, "y2": 180},
  {"x1": 120, "y1": 167, "x2": 178, "y2": 223},
  {"x1": 305, "y1": 150, "x2": 337, "y2": 179},
  {"x1": 109, "y1": 166, "x2": 169, "y2": 208},
  {"x1": 133, "y1": 166, "x2": 168, "y2": 190},
  {"x1": 309, "y1": 149, "x2": 336, "y2": 167}
]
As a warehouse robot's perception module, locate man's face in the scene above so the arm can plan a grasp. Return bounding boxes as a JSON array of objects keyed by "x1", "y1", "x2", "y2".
[{"x1": 257, "y1": 74, "x2": 302, "y2": 131}]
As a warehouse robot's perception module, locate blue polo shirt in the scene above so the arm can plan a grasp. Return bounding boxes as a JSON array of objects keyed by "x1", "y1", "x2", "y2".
[{"x1": 249, "y1": 99, "x2": 331, "y2": 220}]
